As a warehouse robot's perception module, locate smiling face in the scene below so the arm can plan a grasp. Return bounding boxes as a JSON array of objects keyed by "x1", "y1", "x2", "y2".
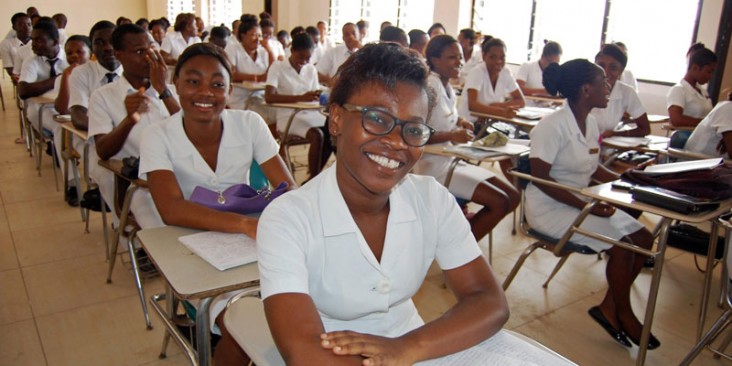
[
  {"x1": 175, "y1": 54, "x2": 230, "y2": 123},
  {"x1": 65, "y1": 40, "x2": 89, "y2": 65},
  {"x1": 586, "y1": 66, "x2": 611, "y2": 109},
  {"x1": 595, "y1": 53, "x2": 623, "y2": 88},
  {"x1": 482, "y1": 45, "x2": 505, "y2": 76},
  {"x1": 431, "y1": 42, "x2": 462, "y2": 80},
  {"x1": 241, "y1": 26, "x2": 262, "y2": 51},
  {"x1": 289, "y1": 48, "x2": 312, "y2": 72},
  {"x1": 331, "y1": 81, "x2": 428, "y2": 197}
]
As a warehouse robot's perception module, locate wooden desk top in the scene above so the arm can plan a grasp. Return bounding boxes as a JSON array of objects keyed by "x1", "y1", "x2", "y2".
[
  {"x1": 97, "y1": 159, "x2": 149, "y2": 187},
  {"x1": 267, "y1": 102, "x2": 323, "y2": 110},
  {"x1": 26, "y1": 95, "x2": 55, "y2": 105},
  {"x1": 59, "y1": 121, "x2": 89, "y2": 141},
  {"x1": 647, "y1": 114, "x2": 670, "y2": 124},
  {"x1": 138, "y1": 226, "x2": 260, "y2": 299},
  {"x1": 661, "y1": 123, "x2": 694, "y2": 131},
  {"x1": 525, "y1": 94, "x2": 565, "y2": 104},
  {"x1": 234, "y1": 81, "x2": 267, "y2": 91}
]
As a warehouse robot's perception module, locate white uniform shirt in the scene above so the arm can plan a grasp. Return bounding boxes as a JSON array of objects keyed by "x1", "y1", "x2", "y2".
[
  {"x1": 458, "y1": 66, "x2": 519, "y2": 122},
  {"x1": 19, "y1": 48, "x2": 68, "y2": 84},
  {"x1": 458, "y1": 46, "x2": 482, "y2": 85},
  {"x1": 12, "y1": 43, "x2": 33, "y2": 75},
  {"x1": 68, "y1": 60, "x2": 123, "y2": 109},
  {"x1": 666, "y1": 79, "x2": 713, "y2": 119},
  {"x1": 160, "y1": 31, "x2": 201, "y2": 60},
  {"x1": 266, "y1": 59, "x2": 323, "y2": 136},
  {"x1": 316, "y1": 43, "x2": 354, "y2": 78},
  {"x1": 224, "y1": 42, "x2": 269, "y2": 109},
  {"x1": 415, "y1": 73, "x2": 459, "y2": 177},
  {"x1": 257, "y1": 165, "x2": 482, "y2": 337},
  {"x1": 311, "y1": 41, "x2": 325, "y2": 65},
  {"x1": 266, "y1": 38, "x2": 285, "y2": 60},
  {"x1": 685, "y1": 101, "x2": 732, "y2": 158},
  {"x1": 0, "y1": 36, "x2": 25, "y2": 71},
  {"x1": 516, "y1": 60, "x2": 544, "y2": 89},
  {"x1": 621, "y1": 69, "x2": 638, "y2": 92},
  {"x1": 139, "y1": 109, "x2": 279, "y2": 197},
  {"x1": 589, "y1": 81, "x2": 646, "y2": 133},
  {"x1": 57, "y1": 29, "x2": 67, "y2": 48}
]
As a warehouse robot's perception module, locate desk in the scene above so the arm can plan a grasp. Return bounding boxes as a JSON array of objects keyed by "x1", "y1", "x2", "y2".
[
  {"x1": 647, "y1": 114, "x2": 670, "y2": 124},
  {"x1": 471, "y1": 106, "x2": 556, "y2": 131},
  {"x1": 661, "y1": 123, "x2": 694, "y2": 136},
  {"x1": 26, "y1": 95, "x2": 57, "y2": 181},
  {"x1": 575, "y1": 182, "x2": 732, "y2": 365},
  {"x1": 525, "y1": 94, "x2": 565, "y2": 107},
  {"x1": 267, "y1": 102, "x2": 324, "y2": 173},
  {"x1": 232, "y1": 81, "x2": 266, "y2": 109},
  {"x1": 600, "y1": 135, "x2": 670, "y2": 168},
  {"x1": 138, "y1": 226, "x2": 260, "y2": 366},
  {"x1": 58, "y1": 118, "x2": 88, "y2": 220}
]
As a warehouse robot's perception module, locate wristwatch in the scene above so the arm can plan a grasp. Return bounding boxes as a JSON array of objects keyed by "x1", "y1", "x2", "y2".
[{"x1": 158, "y1": 88, "x2": 172, "y2": 100}]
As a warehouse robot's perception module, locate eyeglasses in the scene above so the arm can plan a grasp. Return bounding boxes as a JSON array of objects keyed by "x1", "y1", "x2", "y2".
[{"x1": 342, "y1": 104, "x2": 434, "y2": 147}]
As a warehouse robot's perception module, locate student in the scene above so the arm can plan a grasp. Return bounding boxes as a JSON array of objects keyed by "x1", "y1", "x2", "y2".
[
  {"x1": 257, "y1": 42, "x2": 509, "y2": 365},
  {"x1": 88, "y1": 24, "x2": 179, "y2": 227},
  {"x1": 516, "y1": 40, "x2": 562, "y2": 97},
  {"x1": 685, "y1": 94, "x2": 732, "y2": 158},
  {"x1": 277, "y1": 29, "x2": 291, "y2": 51},
  {"x1": 316, "y1": 22, "x2": 361, "y2": 85},
  {"x1": 160, "y1": 12, "x2": 201, "y2": 65},
  {"x1": 51, "y1": 13, "x2": 68, "y2": 46},
  {"x1": 379, "y1": 20, "x2": 392, "y2": 32},
  {"x1": 590, "y1": 44, "x2": 650, "y2": 137},
  {"x1": 116, "y1": 17, "x2": 132, "y2": 26},
  {"x1": 613, "y1": 41, "x2": 638, "y2": 91},
  {"x1": 305, "y1": 26, "x2": 323, "y2": 64},
  {"x1": 195, "y1": 16, "x2": 208, "y2": 40},
  {"x1": 148, "y1": 20, "x2": 165, "y2": 49},
  {"x1": 457, "y1": 28, "x2": 482, "y2": 85},
  {"x1": 379, "y1": 26, "x2": 408, "y2": 48},
  {"x1": 416, "y1": 35, "x2": 519, "y2": 241},
  {"x1": 458, "y1": 38, "x2": 525, "y2": 121},
  {"x1": 223, "y1": 15, "x2": 271, "y2": 110},
  {"x1": 316, "y1": 20, "x2": 335, "y2": 49},
  {"x1": 135, "y1": 18, "x2": 149, "y2": 30},
  {"x1": 529, "y1": 59, "x2": 658, "y2": 349},
  {"x1": 667, "y1": 47, "x2": 717, "y2": 128},
  {"x1": 207, "y1": 26, "x2": 230, "y2": 49},
  {"x1": 428, "y1": 22, "x2": 446, "y2": 37},
  {"x1": 17, "y1": 19, "x2": 67, "y2": 99},
  {"x1": 265, "y1": 33, "x2": 328, "y2": 181},
  {"x1": 261, "y1": 18, "x2": 285, "y2": 62},
  {"x1": 0, "y1": 12, "x2": 32, "y2": 81},
  {"x1": 408, "y1": 29, "x2": 429, "y2": 56},
  {"x1": 356, "y1": 19, "x2": 369, "y2": 43}
]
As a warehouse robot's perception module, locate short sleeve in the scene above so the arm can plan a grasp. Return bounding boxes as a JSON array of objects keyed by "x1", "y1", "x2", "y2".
[
  {"x1": 463, "y1": 66, "x2": 484, "y2": 92},
  {"x1": 247, "y1": 112, "x2": 280, "y2": 164},
  {"x1": 516, "y1": 62, "x2": 530, "y2": 82},
  {"x1": 87, "y1": 89, "x2": 115, "y2": 137},
  {"x1": 529, "y1": 117, "x2": 561, "y2": 165},
  {"x1": 709, "y1": 103, "x2": 732, "y2": 134},
  {"x1": 160, "y1": 35, "x2": 173, "y2": 54},
  {"x1": 431, "y1": 181, "x2": 482, "y2": 270},
  {"x1": 68, "y1": 66, "x2": 89, "y2": 108},
  {"x1": 224, "y1": 43, "x2": 238, "y2": 65},
  {"x1": 316, "y1": 48, "x2": 334, "y2": 77},
  {"x1": 624, "y1": 86, "x2": 646, "y2": 119},
  {"x1": 666, "y1": 85, "x2": 685, "y2": 110},
  {"x1": 19, "y1": 57, "x2": 37, "y2": 83},
  {"x1": 308, "y1": 66, "x2": 320, "y2": 91},
  {"x1": 139, "y1": 122, "x2": 173, "y2": 178},
  {"x1": 265, "y1": 62, "x2": 281, "y2": 88},
  {"x1": 0, "y1": 40, "x2": 13, "y2": 67}
]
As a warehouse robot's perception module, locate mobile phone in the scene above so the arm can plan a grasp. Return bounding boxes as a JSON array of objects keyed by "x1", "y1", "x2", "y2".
[{"x1": 611, "y1": 181, "x2": 634, "y2": 191}]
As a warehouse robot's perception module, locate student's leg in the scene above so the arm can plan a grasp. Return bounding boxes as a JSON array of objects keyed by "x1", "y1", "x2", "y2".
[
  {"x1": 469, "y1": 177, "x2": 520, "y2": 240},
  {"x1": 214, "y1": 311, "x2": 251, "y2": 365}
]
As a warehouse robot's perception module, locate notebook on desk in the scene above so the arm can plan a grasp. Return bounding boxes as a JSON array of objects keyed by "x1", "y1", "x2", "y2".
[{"x1": 178, "y1": 231, "x2": 257, "y2": 271}]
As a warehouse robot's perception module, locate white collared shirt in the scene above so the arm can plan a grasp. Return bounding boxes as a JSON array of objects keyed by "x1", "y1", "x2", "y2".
[
  {"x1": 266, "y1": 38, "x2": 285, "y2": 60},
  {"x1": 685, "y1": 101, "x2": 732, "y2": 158},
  {"x1": 415, "y1": 73, "x2": 459, "y2": 177},
  {"x1": 516, "y1": 60, "x2": 544, "y2": 89},
  {"x1": 224, "y1": 42, "x2": 270, "y2": 109},
  {"x1": 458, "y1": 65, "x2": 519, "y2": 122},
  {"x1": 0, "y1": 36, "x2": 25, "y2": 70},
  {"x1": 316, "y1": 43, "x2": 354, "y2": 78},
  {"x1": 12, "y1": 43, "x2": 33, "y2": 75},
  {"x1": 590, "y1": 80, "x2": 646, "y2": 133},
  {"x1": 621, "y1": 69, "x2": 638, "y2": 92},
  {"x1": 68, "y1": 60, "x2": 123, "y2": 109},
  {"x1": 161, "y1": 31, "x2": 201, "y2": 59},
  {"x1": 459, "y1": 45, "x2": 483, "y2": 85},
  {"x1": 666, "y1": 79, "x2": 713, "y2": 119},
  {"x1": 19, "y1": 48, "x2": 68, "y2": 83},
  {"x1": 257, "y1": 164, "x2": 481, "y2": 337}
]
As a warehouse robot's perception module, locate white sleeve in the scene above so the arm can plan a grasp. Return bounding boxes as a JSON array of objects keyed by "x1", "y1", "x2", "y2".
[
  {"x1": 249, "y1": 112, "x2": 280, "y2": 164},
  {"x1": 87, "y1": 89, "x2": 115, "y2": 137},
  {"x1": 224, "y1": 43, "x2": 238, "y2": 65},
  {"x1": 19, "y1": 57, "x2": 37, "y2": 83},
  {"x1": 264, "y1": 62, "x2": 280, "y2": 88},
  {"x1": 709, "y1": 103, "x2": 732, "y2": 134},
  {"x1": 309, "y1": 66, "x2": 320, "y2": 91},
  {"x1": 160, "y1": 34, "x2": 173, "y2": 54},
  {"x1": 625, "y1": 86, "x2": 646, "y2": 120},
  {"x1": 0, "y1": 40, "x2": 13, "y2": 67},
  {"x1": 431, "y1": 181, "x2": 482, "y2": 270},
  {"x1": 516, "y1": 62, "x2": 530, "y2": 82},
  {"x1": 316, "y1": 48, "x2": 333, "y2": 76},
  {"x1": 463, "y1": 66, "x2": 484, "y2": 93},
  {"x1": 666, "y1": 85, "x2": 685, "y2": 110},
  {"x1": 529, "y1": 118, "x2": 561, "y2": 165},
  {"x1": 139, "y1": 122, "x2": 173, "y2": 178},
  {"x1": 68, "y1": 66, "x2": 89, "y2": 108}
]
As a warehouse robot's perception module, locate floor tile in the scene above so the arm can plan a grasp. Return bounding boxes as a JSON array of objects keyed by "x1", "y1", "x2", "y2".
[
  {"x1": 0, "y1": 269, "x2": 33, "y2": 325},
  {"x1": 5, "y1": 198, "x2": 82, "y2": 232},
  {"x1": 0, "y1": 230, "x2": 18, "y2": 271},
  {"x1": 0, "y1": 319, "x2": 46, "y2": 366},
  {"x1": 13, "y1": 216, "x2": 107, "y2": 267}
]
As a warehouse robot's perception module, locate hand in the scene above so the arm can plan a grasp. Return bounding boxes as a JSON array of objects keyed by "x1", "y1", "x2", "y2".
[
  {"x1": 302, "y1": 90, "x2": 321, "y2": 101},
  {"x1": 63, "y1": 63, "x2": 80, "y2": 77},
  {"x1": 601, "y1": 130, "x2": 615, "y2": 138},
  {"x1": 590, "y1": 202, "x2": 616, "y2": 217},
  {"x1": 146, "y1": 48, "x2": 168, "y2": 93},
  {"x1": 321, "y1": 331, "x2": 415, "y2": 366},
  {"x1": 240, "y1": 217, "x2": 258, "y2": 239},
  {"x1": 124, "y1": 87, "x2": 151, "y2": 122},
  {"x1": 456, "y1": 118, "x2": 473, "y2": 130},
  {"x1": 500, "y1": 107, "x2": 517, "y2": 119},
  {"x1": 450, "y1": 128, "x2": 474, "y2": 143}
]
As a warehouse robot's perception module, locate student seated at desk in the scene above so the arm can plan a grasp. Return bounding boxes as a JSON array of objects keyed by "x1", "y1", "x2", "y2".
[
  {"x1": 257, "y1": 42, "x2": 509, "y2": 366},
  {"x1": 685, "y1": 94, "x2": 732, "y2": 158},
  {"x1": 415, "y1": 35, "x2": 519, "y2": 242},
  {"x1": 458, "y1": 38, "x2": 525, "y2": 122},
  {"x1": 160, "y1": 13, "x2": 201, "y2": 65},
  {"x1": 529, "y1": 59, "x2": 658, "y2": 349},
  {"x1": 590, "y1": 44, "x2": 650, "y2": 137},
  {"x1": 457, "y1": 28, "x2": 482, "y2": 85},
  {"x1": 224, "y1": 14, "x2": 271, "y2": 110},
  {"x1": 265, "y1": 33, "x2": 329, "y2": 181},
  {"x1": 516, "y1": 40, "x2": 562, "y2": 98},
  {"x1": 137, "y1": 43, "x2": 296, "y2": 364},
  {"x1": 667, "y1": 46, "x2": 717, "y2": 128}
]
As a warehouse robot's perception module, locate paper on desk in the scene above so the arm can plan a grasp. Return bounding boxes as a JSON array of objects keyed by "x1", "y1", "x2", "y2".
[
  {"x1": 178, "y1": 231, "x2": 257, "y2": 271},
  {"x1": 444, "y1": 145, "x2": 504, "y2": 160},
  {"x1": 466, "y1": 141, "x2": 531, "y2": 155},
  {"x1": 415, "y1": 331, "x2": 575, "y2": 366},
  {"x1": 602, "y1": 136, "x2": 650, "y2": 147},
  {"x1": 642, "y1": 157, "x2": 723, "y2": 175}
]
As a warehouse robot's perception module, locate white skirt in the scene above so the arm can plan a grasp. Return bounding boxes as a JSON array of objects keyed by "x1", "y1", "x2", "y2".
[{"x1": 415, "y1": 155, "x2": 496, "y2": 200}]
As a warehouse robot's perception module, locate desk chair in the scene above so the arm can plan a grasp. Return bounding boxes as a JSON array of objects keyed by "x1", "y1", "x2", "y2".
[
  {"x1": 27, "y1": 101, "x2": 60, "y2": 187},
  {"x1": 502, "y1": 155, "x2": 599, "y2": 290},
  {"x1": 223, "y1": 288, "x2": 285, "y2": 366}
]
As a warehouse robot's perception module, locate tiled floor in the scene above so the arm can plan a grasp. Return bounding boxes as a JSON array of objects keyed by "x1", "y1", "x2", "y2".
[{"x1": 0, "y1": 75, "x2": 730, "y2": 365}]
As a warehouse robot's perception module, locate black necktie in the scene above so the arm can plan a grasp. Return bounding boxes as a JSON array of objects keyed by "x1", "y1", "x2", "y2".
[
  {"x1": 105, "y1": 72, "x2": 117, "y2": 83},
  {"x1": 48, "y1": 58, "x2": 58, "y2": 77}
]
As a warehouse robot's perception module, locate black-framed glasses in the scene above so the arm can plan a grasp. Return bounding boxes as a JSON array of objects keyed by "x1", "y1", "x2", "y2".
[{"x1": 342, "y1": 104, "x2": 434, "y2": 147}]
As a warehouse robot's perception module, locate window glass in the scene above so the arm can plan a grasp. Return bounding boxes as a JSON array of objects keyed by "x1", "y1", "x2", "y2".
[
  {"x1": 532, "y1": 0, "x2": 605, "y2": 62},
  {"x1": 472, "y1": 0, "x2": 533, "y2": 63}
]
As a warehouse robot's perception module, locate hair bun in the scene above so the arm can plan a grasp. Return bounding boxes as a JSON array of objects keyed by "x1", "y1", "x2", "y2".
[{"x1": 542, "y1": 62, "x2": 562, "y2": 96}]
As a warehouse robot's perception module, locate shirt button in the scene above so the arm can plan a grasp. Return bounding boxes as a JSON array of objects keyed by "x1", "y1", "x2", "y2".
[{"x1": 376, "y1": 279, "x2": 391, "y2": 294}]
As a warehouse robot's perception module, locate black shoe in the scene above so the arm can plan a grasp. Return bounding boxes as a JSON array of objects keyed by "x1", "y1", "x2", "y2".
[
  {"x1": 65, "y1": 187, "x2": 79, "y2": 207},
  {"x1": 588, "y1": 306, "x2": 632, "y2": 347},
  {"x1": 135, "y1": 248, "x2": 158, "y2": 276},
  {"x1": 45, "y1": 141, "x2": 53, "y2": 156},
  {"x1": 643, "y1": 256, "x2": 655, "y2": 268},
  {"x1": 627, "y1": 331, "x2": 661, "y2": 350}
]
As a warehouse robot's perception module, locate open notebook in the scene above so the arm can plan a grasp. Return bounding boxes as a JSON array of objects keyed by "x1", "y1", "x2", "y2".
[{"x1": 178, "y1": 231, "x2": 257, "y2": 271}]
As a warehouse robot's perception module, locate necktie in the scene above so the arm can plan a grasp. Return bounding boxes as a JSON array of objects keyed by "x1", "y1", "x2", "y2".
[
  {"x1": 105, "y1": 72, "x2": 117, "y2": 83},
  {"x1": 48, "y1": 58, "x2": 58, "y2": 77}
]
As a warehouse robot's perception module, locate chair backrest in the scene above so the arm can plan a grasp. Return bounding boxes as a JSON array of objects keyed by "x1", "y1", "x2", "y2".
[{"x1": 669, "y1": 130, "x2": 692, "y2": 149}]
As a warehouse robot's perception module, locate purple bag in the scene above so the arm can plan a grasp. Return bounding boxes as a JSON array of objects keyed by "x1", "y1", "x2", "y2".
[{"x1": 189, "y1": 182, "x2": 289, "y2": 215}]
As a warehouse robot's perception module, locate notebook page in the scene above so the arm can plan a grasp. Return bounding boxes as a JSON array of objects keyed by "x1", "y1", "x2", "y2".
[{"x1": 178, "y1": 231, "x2": 257, "y2": 271}]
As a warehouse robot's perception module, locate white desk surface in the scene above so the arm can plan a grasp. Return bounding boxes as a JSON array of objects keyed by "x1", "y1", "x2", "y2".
[
  {"x1": 137, "y1": 226, "x2": 260, "y2": 300},
  {"x1": 470, "y1": 107, "x2": 555, "y2": 129},
  {"x1": 601, "y1": 135, "x2": 670, "y2": 152},
  {"x1": 267, "y1": 102, "x2": 323, "y2": 110},
  {"x1": 234, "y1": 81, "x2": 267, "y2": 91}
]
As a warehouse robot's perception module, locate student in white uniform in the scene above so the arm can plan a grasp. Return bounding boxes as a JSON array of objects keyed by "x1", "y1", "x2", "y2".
[
  {"x1": 0, "y1": 13, "x2": 31, "y2": 80},
  {"x1": 257, "y1": 42, "x2": 508, "y2": 366},
  {"x1": 516, "y1": 40, "x2": 562, "y2": 97},
  {"x1": 148, "y1": 20, "x2": 165, "y2": 49},
  {"x1": 316, "y1": 22, "x2": 362, "y2": 85},
  {"x1": 160, "y1": 13, "x2": 201, "y2": 65},
  {"x1": 408, "y1": 29, "x2": 429, "y2": 57},
  {"x1": 17, "y1": 20, "x2": 68, "y2": 100},
  {"x1": 528, "y1": 59, "x2": 658, "y2": 350},
  {"x1": 88, "y1": 24, "x2": 180, "y2": 227},
  {"x1": 306, "y1": 26, "x2": 325, "y2": 64},
  {"x1": 137, "y1": 44, "x2": 296, "y2": 365},
  {"x1": 457, "y1": 28, "x2": 482, "y2": 85},
  {"x1": 613, "y1": 42, "x2": 638, "y2": 91},
  {"x1": 590, "y1": 44, "x2": 650, "y2": 137},
  {"x1": 415, "y1": 35, "x2": 519, "y2": 242},
  {"x1": 458, "y1": 38, "x2": 525, "y2": 122},
  {"x1": 260, "y1": 18, "x2": 285, "y2": 62},
  {"x1": 265, "y1": 33, "x2": 328, "y2": 181},
  {"x1": 316, "y1": 20, "x2": 336, "y2": 50},
  {"x1": 685, "y1": 97, "x2": 732, "y2": 158},
  {"x1": 224, "y1": 15, "x2": 271, "y2": 110},
  {"x1": 667, "y1": 47, "x2": 717, "y2": 128}
]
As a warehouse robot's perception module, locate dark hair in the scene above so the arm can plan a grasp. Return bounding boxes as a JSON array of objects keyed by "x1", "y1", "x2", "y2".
[
  {"x1": 210, "y1": 26, "x2": 230, "y2": 39},
  {"x1": 52, "y1": 13, "x2": 67, "y2": 28},
  {"x1": 408, "y1": 29, "x2": 427, "y2": 47},
  {"x1": 149, "y1": 19, "x2": 163, "y2": 31},
  {"x1": 239, "y1": 14, "x2": 259, "y2": 35},
  {"x1": 459, "y1": 28, "x2": 475, "y2": 42},
  {"x1": 135, "y1": 18, "x2": 149, "y2": 27},
  {"x1": 260, "y1": 18, "x2": 274, "y2": 29},
  {"x1": 89, "y1": 20, "x2": 115, "y2": 42},
  {"x1": 174, "y1": 13, "x2": 194, "y2": 32},
  {"x1": 317, "y1": 20, "x2": 326, "y2": 27},
  {"x1": 543, "y1": 59, "x2": 599, "y2": 102},
  {"x1": 425, "y1": 34, "x2": 457, "y2": 70},
  {"x1": 291, "y1": 32, "x2": 314, "y2": 51},
  {"x1": 305, "y1": 26, "x2": 319, "y2": 37},
  {"x1": 613, "y1": 41, "x2": 627, "y2": 52},
  {"x1": 66, "y1": 34, "x2": 91, "y2": 49},
  {"x1": 356, "y1": 19, "x2": 369, "y2": 31},
  {"x1": 240, "y1": 14, "x2": 257, "y2": 23},
  {"x1": 111, "y1": 23, "x2": 146, "y2": 51},
  {"x1": 329, "y1": 43, "x2": 432, "y2": 117},
  {"x1": 159, "y1": 17, "x2": 170, "y2": 30},
  {"x1": 481, "y1": 37, "x2": 504, "y2": 54},
  {"x1": 290, "y1": 26, "x2": 305, "y2": 38},
  {"x1": 542, "y1": 40, "x2": 562, "y2": 58},
  {"x1": 174, "y1": 42, "x2": 232, "y2": 80},
  {"x1": 380, "y1": 26, "x2": 407, "y2": 46},
  {"x1": 259, "y1": 11, "x2": 272, "y2": 20},
  {"x1": 11, "y1": 12, "x2": 29, "y2": 26},
  {"x1": 33, "y1": 19, "x2": 59, "y2": 42},
  {"x1": 688, "y1": 47, "x2": 717, "y2": 69},
  {"x1": 596, "y1": 43, "x2": 627, "y2": 69},
  {"x1": 427, "y1": 23, "x2": 446, "y2": 36},
  {"x1": 277, "y1": 30, "x2": 289, "y2": 40},
  {"x1": 116, "y1": 16, "x2": 132, "y2": 26},
  {"x1": 686, "y1": 42, "x2": 705, "y2": 57}
]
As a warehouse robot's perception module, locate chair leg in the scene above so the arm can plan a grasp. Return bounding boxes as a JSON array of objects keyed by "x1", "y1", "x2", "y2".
[
  {"x1": 127, "y1": 231, "x2": 153, "y2": 330},
  {"x1": 542, "y1": 254, "x2": 572, "y2": 288},
  {"x1": 679, "y1": 309, "x2": 732, "y2": 366},
  {"x1": 101, "y1": 202, "x2": 110, "y2": 261},
  {"x1": 503, "y1": 241, "x2": 545, "y2": 290}
]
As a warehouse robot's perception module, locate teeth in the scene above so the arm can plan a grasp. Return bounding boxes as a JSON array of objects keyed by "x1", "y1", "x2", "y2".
[
  {"x1": 367, "y1": 153, "x2": 401, "y2": 169},
  {"x1": 194, "y1": 102, "x2": 213, "y2": 108}
]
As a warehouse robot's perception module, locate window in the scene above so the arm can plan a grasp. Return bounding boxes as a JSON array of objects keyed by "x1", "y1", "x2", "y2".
[
  {"x1": 208, "y1": 0, "x2": 242, "y2": 29},
  {"x1": 473, "y1": 0, "x2": 533, "y2": 63},
  {"x1": 397, "y1": 0, "x2": 435, "y2": 35},
  {"x1": 329, "y1": 0, "x2": 435, "y2": 43},
  {"x1": 167, "y1": 0, "x2": 196, "y2": 24}
]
